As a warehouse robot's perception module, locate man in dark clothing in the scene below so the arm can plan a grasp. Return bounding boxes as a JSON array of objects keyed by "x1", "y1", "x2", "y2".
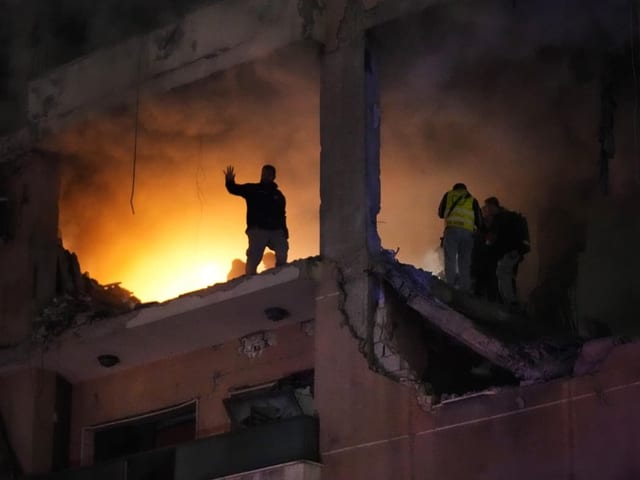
[
  {"x1": 437, "y1": 183, "x2": 483, "y2": 292},
  {"x1": 483, "y1": 197, "x2": 530, "y2": 305},
  {"x1": 473, "y1": 204, "x2": 500, "y2": 301},
  {"x1": 224, "y1": 165, "x2": 289, "y2": 275}
]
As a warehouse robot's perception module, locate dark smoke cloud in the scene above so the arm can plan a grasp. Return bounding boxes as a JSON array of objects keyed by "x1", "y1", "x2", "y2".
[
  {"x1": 375, "y1": 0, "x2": 640, "y2": 298},
  {"x1": 0, "y1": 0, "x2": 211, "y2": 133},
  {"x1": 18, "y1": 0, "x2": 640, "y2": 306}
]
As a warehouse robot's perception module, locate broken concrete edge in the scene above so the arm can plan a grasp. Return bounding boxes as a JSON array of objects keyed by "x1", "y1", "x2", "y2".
[
  {"x1": 321, "y1": 257, "x2": 434, "y2": 407},
  {"x1": 435, "y1": 338, "x2": 634, "y2": 407},
  {"x1": 0, "y1": 257, "x2": 322, "y2": 374},
  {"x1": 363, "y1": 252, "x2": 631, "y2": 409},
  {"x1": 368, "y1": 250, "x2": 580, "y2": 383}
]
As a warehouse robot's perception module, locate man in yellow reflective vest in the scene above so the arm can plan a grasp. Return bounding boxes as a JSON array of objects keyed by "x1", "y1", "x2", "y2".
[{"x1": 437, "y1": 183, "x2": 483, "y2": 292}]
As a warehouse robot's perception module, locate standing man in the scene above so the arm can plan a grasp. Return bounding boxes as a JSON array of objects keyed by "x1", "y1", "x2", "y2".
[
  {"x1": 438, "y1": 183, "x2": 483, "y2": 292},
  {"x1": 224, "y1": 165, "x2": 289, "y2": 275},
  {"x1": 474, "y1": 204, "x2": 500, "y2": 301},
  {"x1": 483, "y1": 197, "x2": 530, "y2": 306}
]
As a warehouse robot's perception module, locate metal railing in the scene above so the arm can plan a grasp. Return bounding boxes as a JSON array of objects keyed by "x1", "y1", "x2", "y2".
[{"x1": 31, "y1": 416, "x2": 319, "y2": 480}]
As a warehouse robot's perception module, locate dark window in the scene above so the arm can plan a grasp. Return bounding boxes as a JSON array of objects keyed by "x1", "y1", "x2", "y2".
[
  {"x1": 224, "y1": 370, "x2": 314, "y2": 430},
  {"x1": 93, "y1": 402, "x2": 196, "y2": 463}
]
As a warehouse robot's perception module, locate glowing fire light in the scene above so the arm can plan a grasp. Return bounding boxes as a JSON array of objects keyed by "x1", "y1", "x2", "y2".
[
  {"x1": 53, "y1": 45, "x2": 321, "y2": 302},
  {"x1": 120, "y1": 254, "x2": 228, "y2": 303}
]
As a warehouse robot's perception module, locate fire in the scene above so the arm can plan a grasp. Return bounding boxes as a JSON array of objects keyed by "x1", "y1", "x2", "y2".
[
  {"x1": 60, "y1": 205, "x2": 302, "y2": 303},
  {"x1": 118, "y1": 253, "x2": 228, "y2": 303},
  {"x1": 53, "y1": 45, "x2": 323, "y2": 302},
  {"x1": 56, "y1": 143, "x2": 319, "y2": 302}
]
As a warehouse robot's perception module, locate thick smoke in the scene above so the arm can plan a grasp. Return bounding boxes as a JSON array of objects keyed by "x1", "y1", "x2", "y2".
[
  {"x1": 0, "y1": 0, "x2": 210, "y2": 133},
  {"x1": 53, "y1": 44, "x2": 320, "y2": 301},
  {"x1": 375, "y1": 0, "x2": 640, "y2": 300},
  {"x1": 48, "y1": 0, "x2": 640, "y2": 305}
]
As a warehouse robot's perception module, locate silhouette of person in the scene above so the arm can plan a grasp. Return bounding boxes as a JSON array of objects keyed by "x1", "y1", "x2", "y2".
[{"x1": 224, "y1": 165, "x2": 289, "y2": 275}]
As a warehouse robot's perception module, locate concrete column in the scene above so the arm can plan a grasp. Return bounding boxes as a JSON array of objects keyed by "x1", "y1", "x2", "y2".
[
  {"x1": 319, "y1": 18, "x2": 381, "y2": 343},
  {"x1": 0, "y1": 368, "x2": 58, "y2": 475},
  {"x1": 0, "y1": 151, "x2": 60, "y2": 346}
]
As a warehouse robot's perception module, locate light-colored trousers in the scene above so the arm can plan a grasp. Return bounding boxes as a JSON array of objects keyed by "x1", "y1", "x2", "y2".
[
  {"x1": 246, "y1": 228, "x2": 289, "y2": 275},
  {"x1": 443, "y1": 227, "x2": 474, "y2": 292}
]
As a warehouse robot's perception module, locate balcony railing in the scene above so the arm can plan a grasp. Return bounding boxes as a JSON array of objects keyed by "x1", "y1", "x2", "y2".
[{"x1": 30, "y1": 416, "x2": 319, "y2": 480}]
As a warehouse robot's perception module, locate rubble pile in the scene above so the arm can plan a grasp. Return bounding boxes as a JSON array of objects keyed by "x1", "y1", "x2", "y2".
[{"x1": 34, "y1": 244, "x2": 140, "y2": 342}]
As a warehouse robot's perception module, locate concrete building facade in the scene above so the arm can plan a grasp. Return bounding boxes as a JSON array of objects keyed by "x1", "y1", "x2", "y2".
[{"x1": 1, "y1": 1, "x2": 640, "y2": 479}]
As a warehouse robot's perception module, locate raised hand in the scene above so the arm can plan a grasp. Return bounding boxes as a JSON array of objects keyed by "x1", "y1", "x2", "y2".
[{"x1": 223, "y1": 165, "x2": 235, "y2": 183}]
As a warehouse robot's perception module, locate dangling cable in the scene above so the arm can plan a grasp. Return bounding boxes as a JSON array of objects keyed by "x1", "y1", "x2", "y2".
[{"x1": 130, "y1": 40, "x2": 143, "y2": 215}]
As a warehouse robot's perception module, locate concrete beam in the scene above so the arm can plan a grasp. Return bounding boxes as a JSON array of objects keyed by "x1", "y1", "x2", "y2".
[
  {"x1": 362, "y1": 0, "x2": 443, "y2": 30},
  {"x1": 23, "y1": 0, "x2": 446, "y2": 139},
  {"x1": 28, "y1": 0, "x2": 308, "y2": 136}
]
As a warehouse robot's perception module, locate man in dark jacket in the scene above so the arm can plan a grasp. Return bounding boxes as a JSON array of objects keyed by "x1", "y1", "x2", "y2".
[
  {"x1": 224, "y1": 165, "x2": 288, "y2": 275},
  {"x1": 483, "y1": 197, "x2": 530, "y2": 305}
]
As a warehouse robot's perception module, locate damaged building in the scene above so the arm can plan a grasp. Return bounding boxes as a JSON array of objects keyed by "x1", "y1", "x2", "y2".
[{"x1": 1, "y1": 0, "x2": 640, "y2": 479}]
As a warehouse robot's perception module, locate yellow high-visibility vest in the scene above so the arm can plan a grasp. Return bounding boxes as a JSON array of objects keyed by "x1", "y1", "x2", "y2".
[{"x1": 444, "y1": 189, "x2": 475, "y2": 231}]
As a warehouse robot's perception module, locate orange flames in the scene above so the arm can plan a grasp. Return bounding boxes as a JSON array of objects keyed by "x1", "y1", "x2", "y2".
[
  {"x1": 53, "y1": 45, "x2": 321, "y2": 302},
  {"x1": 57, "y1": 152, "x2": 318, "y2": 302}
]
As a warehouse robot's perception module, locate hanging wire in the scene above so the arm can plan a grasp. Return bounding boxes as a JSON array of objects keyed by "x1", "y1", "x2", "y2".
[{"x1": 130, "y1": 40, "x2": 144, "y2": 215}]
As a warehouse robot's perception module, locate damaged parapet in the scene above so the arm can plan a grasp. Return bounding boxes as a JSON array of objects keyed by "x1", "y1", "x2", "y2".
[
  {"x1": 358, "y1": 250, "x2": 584, "y2": 404},
  {"x1": 34, "y1": 242, "x2": 139, "y2": 344}
]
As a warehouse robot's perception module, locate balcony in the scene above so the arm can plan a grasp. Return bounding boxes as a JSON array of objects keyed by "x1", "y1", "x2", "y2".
[{"x1": 30, "y1": 416, "x2": 319, "y2": 480}]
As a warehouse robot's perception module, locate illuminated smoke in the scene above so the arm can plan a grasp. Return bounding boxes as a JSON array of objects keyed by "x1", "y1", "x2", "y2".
[
  {"x1": 54, "y1": 44, "x2": 320, "y2": 301},
  {"x1": 50, "y1": 1, "x2": 639, "y2": 303}
]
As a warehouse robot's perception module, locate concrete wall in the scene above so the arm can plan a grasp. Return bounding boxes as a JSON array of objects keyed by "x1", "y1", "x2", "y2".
[
  {"x1": 576, "y1": 196, "x2": 640, "y2": 336},
  {"x1": 315, "y1": 272, "x2": 640, "y2": 479},
  {"x1": 0, "y1": 151, "x2": 59, "y2": 346},
  {"x1": 0, "y1": 369, "x2": 58, "y2": 475},
  {"x1": 68, "y1": 322, "x2": 314, "y2": 466},
  {"x1": 28, "y1": 0, "x2": 308, "y2": 136}
]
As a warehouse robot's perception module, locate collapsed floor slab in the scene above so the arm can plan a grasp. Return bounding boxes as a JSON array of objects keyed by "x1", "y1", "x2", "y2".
[{"x1": 369, "y1": 251, "x2": 581, "y2": 384}]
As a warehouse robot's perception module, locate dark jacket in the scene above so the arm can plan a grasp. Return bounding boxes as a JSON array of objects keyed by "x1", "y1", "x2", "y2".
[
  {"x1": 226, "y1": 180, "x2": 288, "y2": 234},
  {"x1": 489, "y1": 208, "x2": 530, "y2": 257}
]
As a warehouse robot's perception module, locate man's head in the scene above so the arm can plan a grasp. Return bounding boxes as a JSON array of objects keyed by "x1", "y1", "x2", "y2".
[
  {"x1": 453, "y1": 182, "x2": 467, "y2": 190},
  {"x1": 484, "y1": 196, "x2": 501, "y2": 216},
  {"x1": 261, "y1": 165, "x2": 276, "y2": 183}
]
